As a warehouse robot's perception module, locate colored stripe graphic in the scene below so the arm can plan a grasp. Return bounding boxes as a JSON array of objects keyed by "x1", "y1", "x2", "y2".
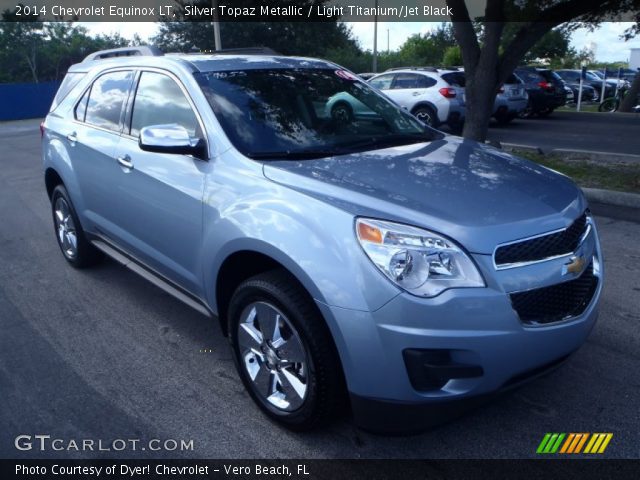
[
  {"x1": 537, "y1": 433, "x2": 565, "y2": 453},
  {"x1": 538, "y1": 433, "x2": 613, "y2": 454}
]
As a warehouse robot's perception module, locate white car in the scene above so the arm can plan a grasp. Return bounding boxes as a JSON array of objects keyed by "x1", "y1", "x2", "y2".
[{"x1": 368, "y1": 68, "x2": 466, "y2": 131}]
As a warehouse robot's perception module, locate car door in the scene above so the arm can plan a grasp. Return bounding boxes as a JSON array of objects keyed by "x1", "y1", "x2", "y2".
[
  {"x1": 110, "y1": 69, "x2": 208, "y2": 294},
  {"x1": 69, "y1": 69, "x2": 135, "y2": 233},
  {"x1": 385, "y1": 73, "x2": 424, "y2": 109}
]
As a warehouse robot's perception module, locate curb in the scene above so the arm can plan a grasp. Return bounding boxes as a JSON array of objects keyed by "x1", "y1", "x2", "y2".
[
  {"x1": 500, "y1": 142, "x2": 640, "y2": 164},
  {"x1": 582, "y1": 188, "x2": 640, "y2": 210}
]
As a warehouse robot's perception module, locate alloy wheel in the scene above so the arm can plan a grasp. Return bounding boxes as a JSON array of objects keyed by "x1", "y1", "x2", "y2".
[{"x1": 237, "y1": 301, "x2": 309, "y2": 411}]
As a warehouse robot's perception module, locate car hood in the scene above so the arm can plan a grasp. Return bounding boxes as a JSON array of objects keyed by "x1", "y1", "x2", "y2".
[{"x1": 262, "y1": 136, "x2": 586, "y2": 254}]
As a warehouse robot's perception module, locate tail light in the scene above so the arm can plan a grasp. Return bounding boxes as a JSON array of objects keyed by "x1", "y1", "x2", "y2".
[
  {"x1": 40, "y1": 122, "x2": 45, "y2": 139},
  {"x1": 498, "y1": 86, "x2": 505, "y2": 94},
  {"x1": 537, "y1": 81, "x2": 553, "y2": 90},
  {"x1": 439, "y1": 87, "x2": 457, "y2": 98}
]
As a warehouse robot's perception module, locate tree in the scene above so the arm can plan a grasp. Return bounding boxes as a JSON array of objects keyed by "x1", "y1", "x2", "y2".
[
  {"x1": 153, "y1": 0, "x2": 358, "y2": 58},
  {"x1": 442, "y1": 46, "x2": 462, "y2": 66},
  {"x1": 397, "y1": 24, "x2": 457, "y2": 66},
  {"x1": 446, "y1": 0, "x2": 640, "y2": 141}
]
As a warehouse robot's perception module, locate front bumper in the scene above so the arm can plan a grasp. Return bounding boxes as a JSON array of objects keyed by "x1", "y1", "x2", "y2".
[{"x1": 316, "y1": 226, "x2": 603, "y2": 433}]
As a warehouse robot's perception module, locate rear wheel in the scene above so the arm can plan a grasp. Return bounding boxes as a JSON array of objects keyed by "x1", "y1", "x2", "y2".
[
  {"x1": 412, "y1": 106, "x2": 437, "y2": 127},
  {"x1": 51, "y1": 185, "x2": 102, "y2": 268},
  {"x1": 330, "y1": 102, "x2": 354, "y2": 124},
  {"x1": 228, "y1": 270, "x2": 344, "y2": 430},
  {"x1": 598, "y1": 98, "x2": 618, "y2": 113}
]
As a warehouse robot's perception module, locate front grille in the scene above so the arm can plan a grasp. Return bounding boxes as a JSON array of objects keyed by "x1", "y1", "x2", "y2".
[
  {"x1": 495, "y1": 212, "x2": 588, "y2": 267},
  {"x1": 510, "y1": 262, "x2": 598, "y2": 325}
]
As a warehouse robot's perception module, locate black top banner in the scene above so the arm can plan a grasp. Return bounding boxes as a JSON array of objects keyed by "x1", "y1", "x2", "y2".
[{"x1": 1, "y1": 0, "x2": 639, "y2": 22}]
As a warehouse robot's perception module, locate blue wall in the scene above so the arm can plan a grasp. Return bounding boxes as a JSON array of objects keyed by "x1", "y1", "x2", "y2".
[{"x1": 0, "y1": 81, "x2": 61, "y2": 121}]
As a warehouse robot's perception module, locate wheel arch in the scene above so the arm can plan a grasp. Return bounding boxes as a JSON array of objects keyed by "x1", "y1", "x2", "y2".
[
  {"x1": 212, "y1": 246, "x2": 326, "y2": 338},
  {"x1": 44, "y1": 167, "x2": 65, "y2": 199}
]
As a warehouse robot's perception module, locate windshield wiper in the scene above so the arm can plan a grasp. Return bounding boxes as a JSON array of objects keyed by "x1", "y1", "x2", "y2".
[
  {"x1": 338, "y1": 133, "x2": 436, "y2": 152},
  {"x1": 247, "y1": 150, "x2": 342, "y2": 160}
]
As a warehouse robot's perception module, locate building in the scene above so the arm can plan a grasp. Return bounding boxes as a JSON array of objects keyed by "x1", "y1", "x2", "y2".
[{"x1": 630, "y1": 48, "x2": 640, "y2": 70}]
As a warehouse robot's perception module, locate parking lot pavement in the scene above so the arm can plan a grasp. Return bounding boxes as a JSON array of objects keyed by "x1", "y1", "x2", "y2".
[
  {"x1": 1, "y1": 120, "x2": 639, "y2": 459},
  {"x1": 488, "y1": 110, "x2": 640, "y2": 156}
]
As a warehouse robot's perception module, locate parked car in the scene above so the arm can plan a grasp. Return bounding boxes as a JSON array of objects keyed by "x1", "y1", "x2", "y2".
[
  {"x1": 493, "y1": 73, "x2": 529, "y2": 124},
  {"x1": 42, "y1": 47, "x2": 604, "y2": 433},
  {"x1": 357, "y1": 72, "x2": 376, "y2": 81},
  {"x1": 368, "y1": 68, "x2": 465, "y2": 130},
  {"x1": 556, "y1": 69, "x2": 616, "y2": 99},
  {"x1": 514, "y1": 67, "x2": 567, "y2": 117},
  {"x1": 588, "y1": 70, "x2": 630, "y2": 90},
  {"x1": 562, "y1": 81, "x2": 597, "y2": 103},
  {"x1": 435, "y1": 70, "x2": 527, "y2": 125}
]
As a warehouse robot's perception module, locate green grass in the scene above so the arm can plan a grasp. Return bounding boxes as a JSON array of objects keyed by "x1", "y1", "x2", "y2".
[
  {"x1": 511, "y1": 149, "x2": 640, "y2": 194},
  {"x1": 557, "y1": 103, "x2": 601, "y2": 113}
]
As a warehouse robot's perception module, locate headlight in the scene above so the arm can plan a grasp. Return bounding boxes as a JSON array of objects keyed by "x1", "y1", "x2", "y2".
[{"x1": 355, "y1": 218, "x2": 485, "y2": 297}]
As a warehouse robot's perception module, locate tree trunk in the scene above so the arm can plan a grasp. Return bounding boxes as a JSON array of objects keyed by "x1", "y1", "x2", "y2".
[
  {"x1": 618, "y1": 73, "x2": 640, "y2": 113},
  {"x1": 462, "y1": 65, "x2": 499, "y2": 141}
]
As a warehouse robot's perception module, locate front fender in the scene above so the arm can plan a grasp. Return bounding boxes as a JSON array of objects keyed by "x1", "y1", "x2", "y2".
[{"x1": 201, "y1": 156, "x2": 400, "y2": 315}]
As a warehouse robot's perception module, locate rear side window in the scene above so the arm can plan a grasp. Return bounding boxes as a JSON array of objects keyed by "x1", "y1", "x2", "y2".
[
  {"x1": 441, "y1": 72, "x2": 466, "y2": 87},
  {"x1": 517, "y1": 70, "x2": 544, "y2": 84},
  {"x1": 369, "y1": 74, "x2": 394, "y2": 90},
  {"x1": 392, "y1": 73, "x2": 423, "y2": 89},
  {"x1": 74, "y1": 89, "x2": 89, "y2": 121},
  {"x1": 84, "y1": 70, "x2": 134, "y2": 132},
  {"x1": 130, "y1": 72, "x2": 200, "y2": 138},
  {"x1": 51, "y1": 72, "x2": 86, "y2": 112}
]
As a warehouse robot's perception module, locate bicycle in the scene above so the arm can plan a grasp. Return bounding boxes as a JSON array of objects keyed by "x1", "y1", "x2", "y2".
[{"x1": 598, "y1": 85, "x2": 638, "y2": 112}]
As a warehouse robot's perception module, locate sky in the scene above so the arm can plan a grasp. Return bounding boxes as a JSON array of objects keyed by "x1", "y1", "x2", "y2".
[{"x1": 80, "y1": 22, "x2": 640, "y2": 63}]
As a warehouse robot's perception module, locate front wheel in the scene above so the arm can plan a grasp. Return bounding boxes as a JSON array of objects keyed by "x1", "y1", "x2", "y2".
[
  {"x1": 228, "y1": 270, "x2": 344, "y2": 430},
  {"x1": 598, "y1": 98, "x2": 618, "y2": 113}
]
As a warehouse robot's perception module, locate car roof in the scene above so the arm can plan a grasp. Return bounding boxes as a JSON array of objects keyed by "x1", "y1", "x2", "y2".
[{"x1": 68, "y1": 47, "x2": 338, "y2": 74}]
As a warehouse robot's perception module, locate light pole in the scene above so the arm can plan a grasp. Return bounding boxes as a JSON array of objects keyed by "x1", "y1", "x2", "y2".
[
  {"x1": 212, "y1": 0, "x2": 222, "y2": 50},
  {"x1": 372, "y1": 0, "x2": 378, "y2": 72}
]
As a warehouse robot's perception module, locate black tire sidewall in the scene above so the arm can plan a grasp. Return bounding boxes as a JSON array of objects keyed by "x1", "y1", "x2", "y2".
[{"x1": 228, "y1": 277, "x2": 327, "y2": 429}]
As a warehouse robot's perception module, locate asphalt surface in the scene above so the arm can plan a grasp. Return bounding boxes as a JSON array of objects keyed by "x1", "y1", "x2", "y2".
[
  {"x1": 487, "y1": 110, "x2": 640, "y2": 156},
  {"x1": 1, "y1": 119, "x2": 639, "y2": 459}
]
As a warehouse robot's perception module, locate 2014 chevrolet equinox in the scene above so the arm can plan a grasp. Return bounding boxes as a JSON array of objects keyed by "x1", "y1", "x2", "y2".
[{"x1": 42, "y1": 47, "x2": 603, "y2": 433}]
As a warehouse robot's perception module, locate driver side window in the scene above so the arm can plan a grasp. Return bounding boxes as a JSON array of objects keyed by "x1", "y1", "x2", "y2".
[{"x1": 130, "y1": 72, "x2": 200, "y2": 138}]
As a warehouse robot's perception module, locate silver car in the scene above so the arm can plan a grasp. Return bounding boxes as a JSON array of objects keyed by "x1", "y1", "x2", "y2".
[{"x1": 42, "y1": 47, "x2": 603, "y2": 433}]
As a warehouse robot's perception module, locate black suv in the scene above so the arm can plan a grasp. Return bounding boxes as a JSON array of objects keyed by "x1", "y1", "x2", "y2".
[{"x1": 514, "y1": 67, "x2": 567, "y2": 118}]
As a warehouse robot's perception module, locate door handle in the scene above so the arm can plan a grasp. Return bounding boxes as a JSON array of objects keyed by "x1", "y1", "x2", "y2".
[
  {"x1": 66, "y1": 132, "x2": 77, "y2": 144},
  {"x1": 412, "y1": 91, "x2": 421, "y2": 96},
  {"x1": 117, "y1": 155, "x2": 134, "y2": 170}
]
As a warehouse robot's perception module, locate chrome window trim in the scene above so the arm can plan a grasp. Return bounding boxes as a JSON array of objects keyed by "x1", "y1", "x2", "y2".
[
  {"x1": 493, "y1": 215, "x2": 592, "y2": 271},
  {"x1": 120, "y1": 67, "x2": 210, "y2": 160}
]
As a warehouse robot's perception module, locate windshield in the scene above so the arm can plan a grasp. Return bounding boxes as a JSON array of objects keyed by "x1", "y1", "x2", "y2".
[{"x1": 195, "y1": 68, "x2": 441, "y2": 159}]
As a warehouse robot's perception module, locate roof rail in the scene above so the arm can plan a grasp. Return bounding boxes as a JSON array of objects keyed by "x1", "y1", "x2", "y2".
[
  {"x1": 190, "y1": 47, "x2": 282, "y2": 56},
  {"x1": 82, "y1": 46, "x2": 164, "y2": 63},
  {"x1": 385, "y1": 66, "x2": 439, "y2": 72}
]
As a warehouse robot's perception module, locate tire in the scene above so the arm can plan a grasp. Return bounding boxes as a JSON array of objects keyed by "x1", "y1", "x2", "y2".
[
  {"x1": 228, "y1": 270, "x2": 344, "y2": 430},
  {"x1": 412, "y1": 106, "x2": 437, "y2": 127},
  {"x1": 330, "y1": 102, "x2": 353, "y2": 124},
  {"x1": 494, "y1": 114, "x2": 513, "y2": 125},
  {"x1": 598, "y1": 98, "x2": 617, "y2": 113},
  {"x1": 517, "y1": 101, "x2": 534, "y2": 119},
  {"x1": 51, "y1": 185, "x2": 102, "y2": 268}
]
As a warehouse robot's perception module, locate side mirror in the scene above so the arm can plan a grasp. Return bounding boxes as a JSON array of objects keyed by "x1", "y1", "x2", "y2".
[{"x1": 139, "y1": 124, "x2": 206, "y2": 159}]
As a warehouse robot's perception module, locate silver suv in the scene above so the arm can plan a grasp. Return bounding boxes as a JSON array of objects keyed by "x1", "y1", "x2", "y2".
[{"x1": 42, "y1": 47, "x2": 603, "y2": 433}]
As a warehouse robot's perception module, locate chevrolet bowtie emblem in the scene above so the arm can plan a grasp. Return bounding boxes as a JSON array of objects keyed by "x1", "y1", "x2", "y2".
[{"x1": 563, "y1": 256, "x2": 585, "y2": 276}]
